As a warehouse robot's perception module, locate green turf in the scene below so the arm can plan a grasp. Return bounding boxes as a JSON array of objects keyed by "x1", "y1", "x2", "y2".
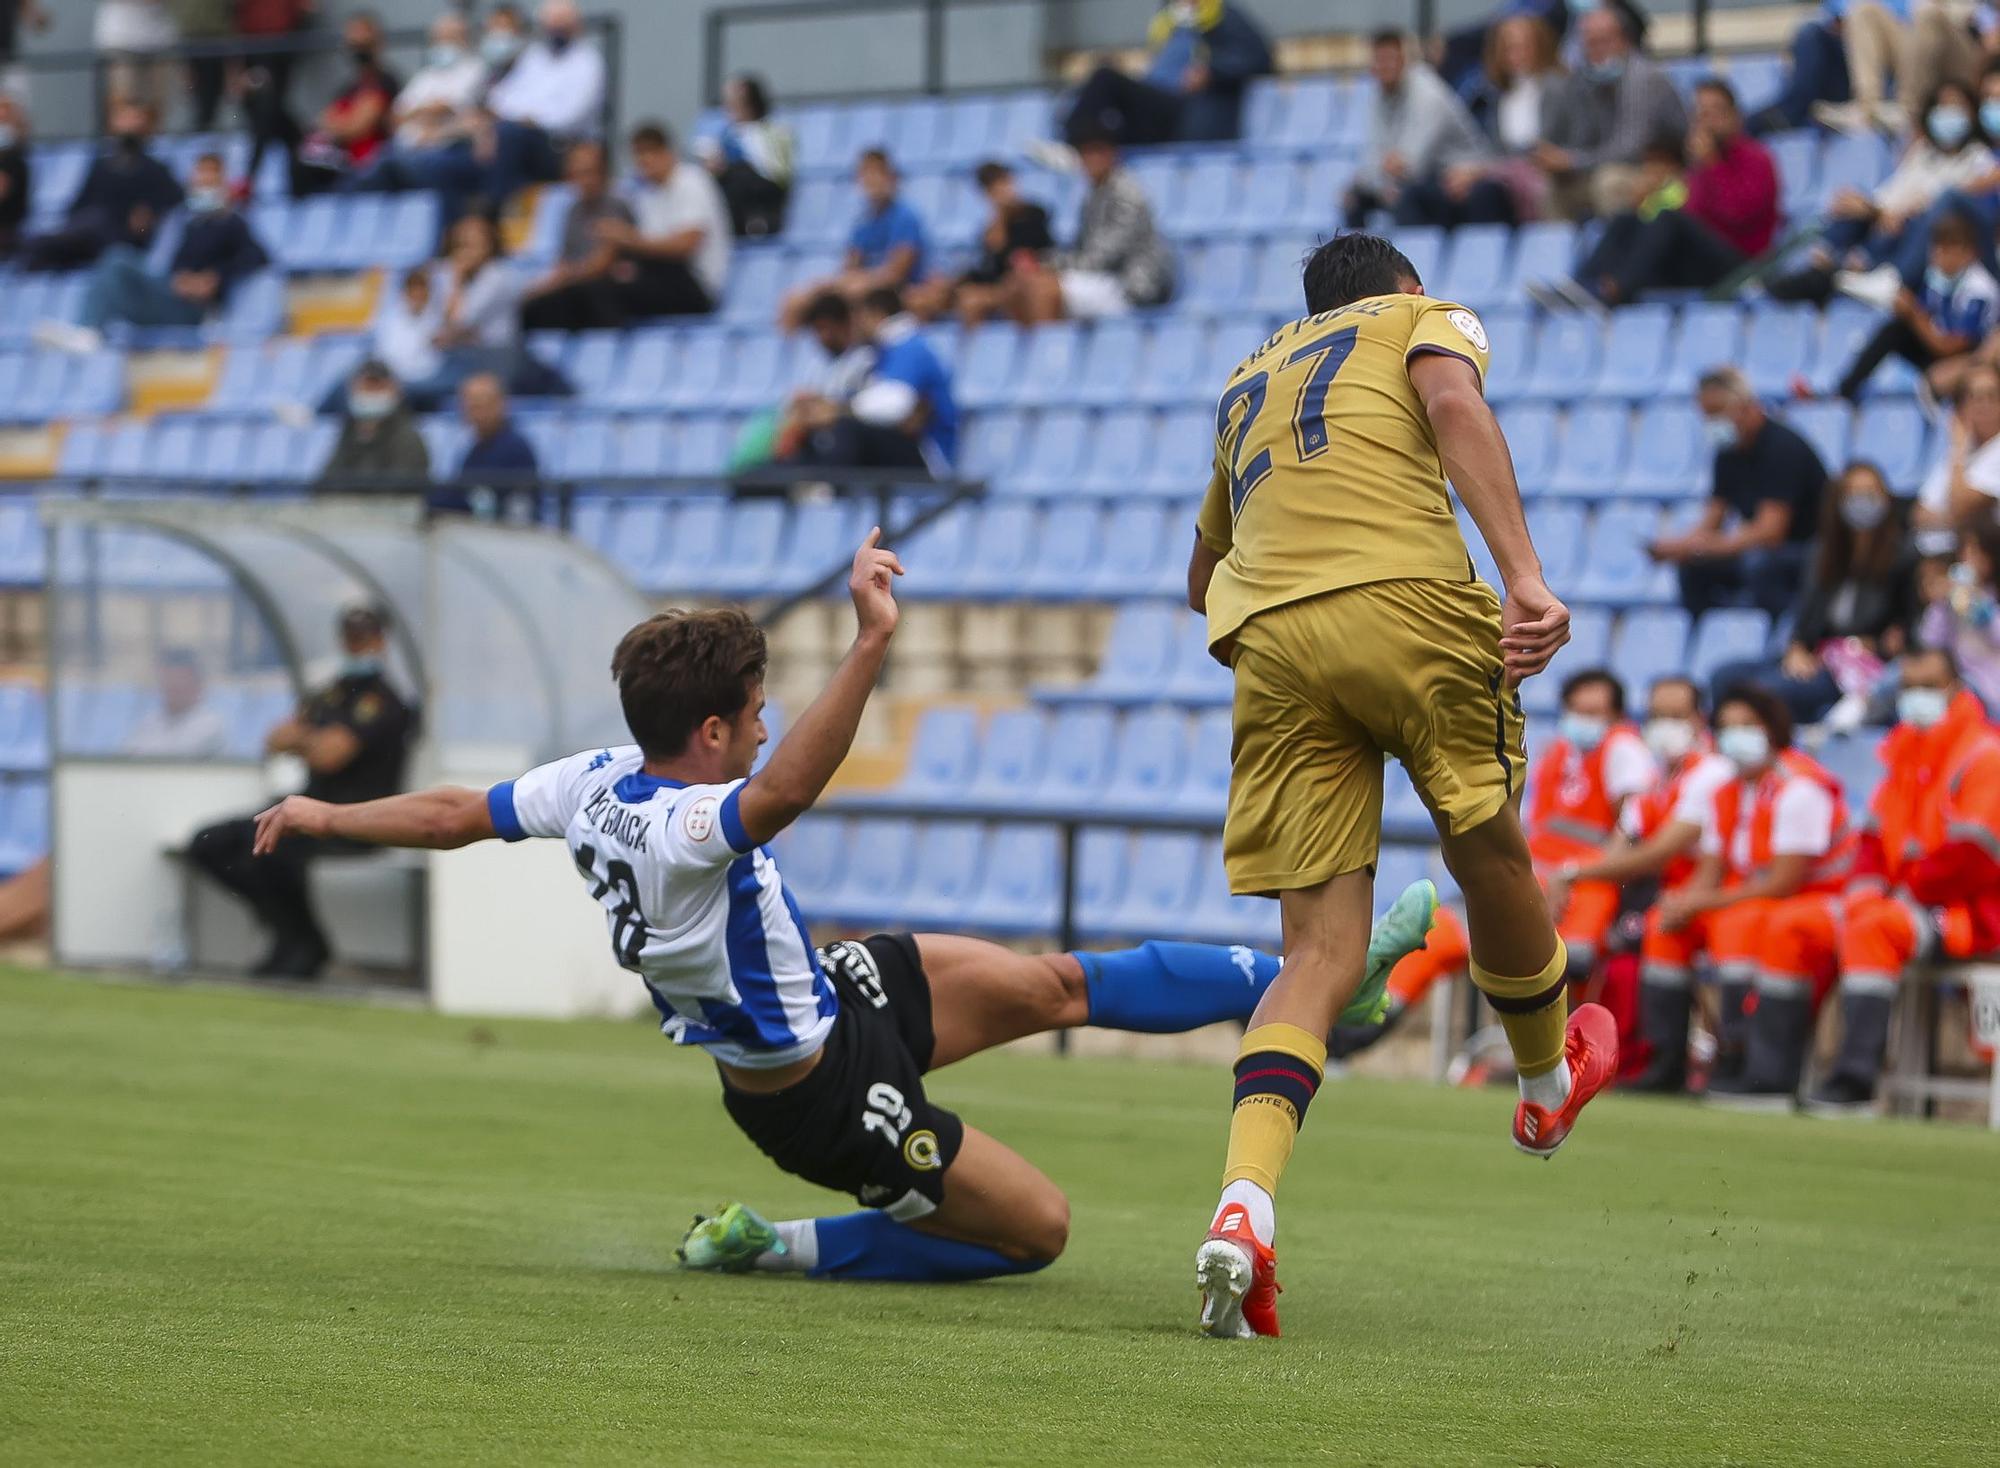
[{"x1": 3, "y1": 970, "x2": 1998, "y2": 1468}]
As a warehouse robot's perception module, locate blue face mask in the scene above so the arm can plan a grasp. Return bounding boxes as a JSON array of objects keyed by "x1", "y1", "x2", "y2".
[
  {"x1": 1840, "y1": 493, "x2": 1889, "y2": 530},
  {"x1": 1703, "y1": 416, "x2": 1737, "y2": 451},
  {"x1": 187, "y1": 185, "x2": 226, "y2": 214},
  {"x1": 1897, "y1": 686, "x2": 1951, "y2": 729},
  {"x1": 1927, "y1": 264, "x2": 1964, "y2": 299},
  {"x1": 428, "y1": 43, "x2": 466, "y2": 69},
  {"x1": 340, "y1": 654, "x2": 383, "y2": 679},
  {"x1": 1587, "y1": 56, "x2": 1627, "y2": 84},
  {"x1": 1982, "y1": 99, "x2": 2000, "y2": 138},
  {"x1": 1559, "y1": 712, "x2": 1609, "y2": 753},
  {"x1": 1931, "y1": 105, "x2": 1973, "y2": 147},
  {"x1": 481, "y1": 31, "x2": 523, "y2": 65}
]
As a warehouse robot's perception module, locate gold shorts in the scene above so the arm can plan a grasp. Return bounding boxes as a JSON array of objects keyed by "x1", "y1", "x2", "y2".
[{"x1": 1223, "y1": 577, "x2": 1527, "y2": 895}]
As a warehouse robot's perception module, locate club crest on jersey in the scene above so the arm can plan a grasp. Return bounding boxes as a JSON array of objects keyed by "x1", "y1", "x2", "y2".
[
  {"x1": 1446, "y1": 309, "x2": 1487, "y2": 352},
  {"x1": 902, "y1": 1129, "x2": 941, "y2": 1170},
  {"x1": 683, "y1": 796, "x2": 717, "y2": 843}
]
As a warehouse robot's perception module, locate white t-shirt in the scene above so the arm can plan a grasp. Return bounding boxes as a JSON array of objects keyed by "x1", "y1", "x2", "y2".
[
  {"x1": 487, "y1": 746, "x2": 835, "y2": 1070},
  {"x1": 392, "y1": 56, "x2": 488, "y2": 146},
  {"x1": 125, "y1": 701, "x2": 229, "y2": 758},
  {"x1": 1916, "y1": 430, "x2": 2000, "y2": 515},
  {"x1": 1618, "y1": 751, "x2": 1734, "y2": 839},
  {"x1": 1600, "y1": 728, "x2": 1659, "y2": 803},
  {"x1": 1699, "y1": 769, "x2": 1838, "y2": 870},
  {"x1": 486, "y1": 38, "x2": 605, "y2": 138},
  {"x1": 633, "y1": 163, "x2": 733, "y2": 299},
  {"x1": 1497, "y1": 77, "x2": 1545, "y2": 153}
]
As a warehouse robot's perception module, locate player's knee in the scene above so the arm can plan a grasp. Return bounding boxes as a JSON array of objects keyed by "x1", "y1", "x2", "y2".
[{"x1": 1018, "y1": 1190, "x2": 1070, "y2": 1263}]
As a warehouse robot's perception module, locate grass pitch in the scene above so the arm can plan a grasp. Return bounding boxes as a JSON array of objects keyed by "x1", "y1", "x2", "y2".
[{"x1": 3, "y1": 970, "x2": 1997, "y2": 1467}]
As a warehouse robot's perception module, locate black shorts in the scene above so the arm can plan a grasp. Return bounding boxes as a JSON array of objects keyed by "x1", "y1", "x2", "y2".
[{"x1": 721, "y1": 933, "x2": 965, "y2": 1219}]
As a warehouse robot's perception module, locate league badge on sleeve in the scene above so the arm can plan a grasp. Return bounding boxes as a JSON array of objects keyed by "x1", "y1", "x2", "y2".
[
  {"x1": 684, "y1": 796, "x2": 718, "y2": 842},
  {"x1": 1446, "y1": 309, "x2": 1488, "y2": 353}
]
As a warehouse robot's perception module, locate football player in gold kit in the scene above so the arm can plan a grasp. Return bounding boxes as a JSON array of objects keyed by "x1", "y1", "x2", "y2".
[{"x1": 1186, "y1": 233, "x2": 1620, "y2": 1338}]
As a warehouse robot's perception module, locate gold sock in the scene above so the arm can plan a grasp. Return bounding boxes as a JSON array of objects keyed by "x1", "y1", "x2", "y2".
[
  {"x1": 1221, "y1": 1022, "x2": 1328, "y2": 1193},
  {"x1": 1470, "y1": 939, "x2": 1570, "y2": 1078}
]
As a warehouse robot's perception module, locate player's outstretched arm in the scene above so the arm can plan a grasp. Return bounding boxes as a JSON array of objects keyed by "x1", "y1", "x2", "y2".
[
  {"x1": 1409, "y1": 351, "x2": 1570, "y2": 684},
  {"x1": 252, "y1": 786, "x2": 494, "y2": 856},
  {"x1": 733, "y1": 528, "x2": 904, "y2": 848}
]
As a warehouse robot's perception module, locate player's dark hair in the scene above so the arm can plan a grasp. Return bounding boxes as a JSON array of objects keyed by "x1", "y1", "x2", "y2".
[
  {"x1": 1642, "y1": 131, "x2": 1686, "y2": 168},
  {"x1": 974, "y1": 159, "x2": 1012, "y2": 190},
  {"x1": 1903, "y1": 643, "x2": 1962, "y2": 682},
  {"x1": 1560, "y1": 667, "x2": 1626, "y2": 718},
  {"x1": 1301, "y1": 233, "x2": 1420, "y2": 313},
  {"x1": 1716, "y1": 683, "x2": 1794, "y2": 751},
  {"x1": 630, "y1": 120, "x2": 672, "y2": 152},
  {"x1": 860, "y1": 285, "x2": 904, "y2": 318},
  {"x1": 1648, "y1": 675, "x2": 1705, "y2": 718},
  {"x1": 804, "y1": 290, "x2": 851, "y2": 326},
  {"x1": 857, "y1": 146, "x2": 895, "y2": 173},
  {"x1": 612, "y1": 609, "x2": 768, "y2": 758},
  {"x1": 1931, "y1": 207, "x2": 1978, "y2": 250},
  {"x1": 1369, "y1": 28, "x2": 1403, "y2": 49},
  {"x1": 732, "y1": 73, "x2": 772, "y2": 121},
  {"x1": 194, "y1": 150, "x2": 224, "y2": 170}
]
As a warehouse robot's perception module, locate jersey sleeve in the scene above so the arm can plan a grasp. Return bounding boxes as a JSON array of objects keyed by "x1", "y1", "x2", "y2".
[
  {"x1": 486, "y1": 749, "x2": 606, "y2": 842},
  {"x1": 656, "y1": 779, "x2": 758, "y2": 866},
  {"x1": 1405, "y1": 299, "x2": 1491, "y2": 388},
  {"x1": 1771, "y1": 779, "x2": 1838, "y2": 856},
  {"x1": 1603, "y1": 731, "x2": 1660, "y2": 803},
  {"x1": 1196, "y1": 443, "x2": 1233, "y2": 554},
  {"x1": 1673, "y1": 756, "x2": 1736, "y2": 828}
]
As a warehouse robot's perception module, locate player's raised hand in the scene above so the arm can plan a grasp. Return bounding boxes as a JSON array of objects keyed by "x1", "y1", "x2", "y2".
[
  {"x1": 849, "y1": 526, "x2": 904, "y2": 641},
  {"x1": 252, "y1": 794, "x2": 331, "y2": 856},
  {"x1": 1499, "y1": 574, "x2": 1571, "y2": 686}
]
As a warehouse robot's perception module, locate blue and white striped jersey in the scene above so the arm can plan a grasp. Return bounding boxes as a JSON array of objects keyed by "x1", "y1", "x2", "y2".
[{"x1": 486, "y1": 746, "x2": 837, "y2": 1069}]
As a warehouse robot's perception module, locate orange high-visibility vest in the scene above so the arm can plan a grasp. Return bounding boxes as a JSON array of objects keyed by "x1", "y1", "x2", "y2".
[
  {"x1": 1630, "y1": 749, "x2": 1724, "y2": 888},
  {"x1": 1527, "y1": 725, "x2": 1642, "y2": 862},
  {"x1": 1710, "y1": 749, "x2": 1853, "y2": 892}
]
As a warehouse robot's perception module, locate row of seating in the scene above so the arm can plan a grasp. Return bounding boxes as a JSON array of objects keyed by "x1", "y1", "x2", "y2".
[
  {"x1": 0, "y1": 681, "x2": 295, "y2": 767},
  {"x1": 25, "y1": 132, "x2": 291, "y2": 228},
  {"x1": 0, "y1": 267, "x2": 284, "y2": 347},
  {"x1": 0, "y1": 776, "x2": 48, "y2": 875}
]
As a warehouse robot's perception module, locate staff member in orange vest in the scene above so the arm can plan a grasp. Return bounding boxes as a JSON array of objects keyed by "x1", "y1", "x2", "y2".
[
  {"x1": 1810, "y1": 647, "x2": 2000, "y2": 1109},
  {"x1": 1638, "y1": 684, "x2": 1852, "y2": 1095},
  {"x1": 1544, "y1": 675, "x2": 1736, "y2": 1086},
  {"x1": 1345, "y1": 669, "x2": 1656, "y2": 1056}
]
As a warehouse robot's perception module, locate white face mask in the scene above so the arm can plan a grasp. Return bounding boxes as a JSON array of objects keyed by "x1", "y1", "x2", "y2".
[
  {"x1": 1643, "y1": 717, "x2": 1697, "y2": 762},
  {"x1": 1703, "y1": 416, "x2": 1737, "y2": 451},
  {"x1": 1897, "y1": 686, "x2": 1952, "y2": 729},
  {"x1": 1559, "y1": 711, "x2": 1609, "y2": 753},
  {"x1": 1716, "y1": 725, "x2": 1771, "y2": 772},
  {"x1": 349, "y1": 387, "x2": 397, "y2": 420}
]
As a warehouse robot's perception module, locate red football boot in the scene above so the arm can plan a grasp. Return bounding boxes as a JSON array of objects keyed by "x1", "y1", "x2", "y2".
[
  {"x1": 1512, "y1": 1002, "x2": 1619, "y2": 1159},
  {"x1": 1195, "y1": 1203, "x2": 1281, "y2": 1338}
]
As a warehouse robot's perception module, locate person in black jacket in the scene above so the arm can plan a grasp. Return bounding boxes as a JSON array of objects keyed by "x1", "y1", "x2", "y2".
[
  {"x1": 908, "y1": 160, "x2": 1054, "y2": 326},
  {"x1": 1059, "y1": 0, "x2": 1274, "y2": 147},
  {"x1": 1709, "y1": 460, "x2": 1921, "y2": 724},
  {"x1": 34, "y1": 152, "x2": 268, "y2": 352},
  {"x1": 18, "y1": 97, "x2": 182, "y2": 272},
  {"x1": 0, "y1": 93, "x2": 30, "y2": 260}
]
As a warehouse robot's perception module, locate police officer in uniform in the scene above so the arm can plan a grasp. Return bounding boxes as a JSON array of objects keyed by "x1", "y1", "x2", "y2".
[{"x1": 188, "y1": 605, "x2": 417, "y2": 979}]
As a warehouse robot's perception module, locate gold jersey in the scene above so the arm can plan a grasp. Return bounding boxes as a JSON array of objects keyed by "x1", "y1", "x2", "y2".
[{"x1": 1195, "y1": 293, "x2": 1493, "y2": 649}]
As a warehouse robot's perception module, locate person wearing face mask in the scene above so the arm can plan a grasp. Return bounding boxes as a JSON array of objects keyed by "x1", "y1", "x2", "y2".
[
  {"x1": 257, "y1": 10, "x2": 400, "y2": 199},
  {"x1": 1639, "y1": 686, "x2": 1854, "y2": 1097},
  {"x1": 479, "y1": 3, "x2": 528, "y2": 79},
  {"x1": 1343, "y1": 30, "x2": 1498, "y2": 229},
  {"x1": 0, "y1": 92, "x2": 32, "y2": 261},
  {"x1": 1359, "y1": 671, "x2": 1657, "y2": 1057},
  {"x1": 1534, "y1": 6, "x2": 1685, "y2": 220},
  {"x1": 18, "y1": 97, "x2": 181, "y2": 273},
  {"x1": 32, "y1": 151, "x2": 268, "y2": 355},
  {"x1": 186, "y1": 605, "x2": 417, "y2": 979},
  {"x1": 1803, "y1": 645, "x2": 2000, "y2": 1108},
  {"x1": 1832, "y1": 208, "x2": 1998, "y2": 402},
  {"x1": 1919, "y1": 520, "x2": 2000, "y2": 708},
  {"x1": 1707, "y1": 461, "x2": 1921, "y2": 725},
  {"x1": 484, "y1": 0, "x2": 605, "y2": 149},
  {"x1": 1056, "y1": 0, "x2": 1274, "y2": 149},
  {"x1": 1651, "y1": 368, "x2": 1828, "y2": 620},
  {"x1": 319, "y1": 360, "x2": 432, "y2": 485},
  {"x1": 1913, "y1": 363, "x2": 2000, "y2": 553},
  {"x1": 387, "y1": 12, "x2": 488, "y2": 152}
]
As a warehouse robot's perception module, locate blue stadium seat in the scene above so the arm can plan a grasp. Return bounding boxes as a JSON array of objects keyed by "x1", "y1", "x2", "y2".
[
  {"x1": 1853, "y1": 397, "x2": 1930, "y2": 491},
  {"x1": 1163, "y1": 156, "x2": 1241, "y2": 238},
  {"x1": 1437, "y1": 224, "x2": 1510, "y2": 304},
  {"x1": 1046, "y1": 603, "x2": 1175, "y2": 703},
  {"x1": 1073, "y1": 828, "x2": 1133, "y2": 939},
  {"x1": 1577, "y1": 504, "x2": 1674, "y2": 607},
  {"x1": 1232, "y1": 159, "x2": 1306, "y2": 237},
  {"x1": 1593, "y1": 304, "x2": 1674, "y2": 397},
  {"x1": 1099, "y1": 708, "x2": 1191, "y2": 817},
  {"x1": 648, "y1": 497, "x2": 728, "y2": 591},
  {"x1": 1476, "y1": 303, "x2": 1533, "y2": 403},
  {"x1": 897, "y1": 820, "x2": 990, "y2": 929},
  {"x1": 1811, "y1": 299, "x2": 1884, "y2": 396},
  {"x1": 895, "y1": 502, "x2": 978, "y2": 597},
  {"x1": 1523, "y1": 312, "x2": 1604, "y2": 400},
  {"x1": 1013, "y1": 408, "x2": 1092, "y2": 495},
  {"x1": 1022, "y1": 503, "x2": 1106, "y2": 600},
  {"x1": 879, "y1": 704, "x2": 980, "y2": 805},
  {"x1": 1742, "y1": 303, "x2": 1818, "y2": 396},
  {"x1": 1163, "y1": 612, "x2": 1231, "y2": 704},
  {"x1": 564, "y1": 332, "x2": 624, "y2": 400},
  {"x1": 820, "y1": 816, "x2": 918, "y2": 926},
  {"x1": 1026, "y1": 706, "x2": 1118, "y2": 810},
  {"x1": 1078, "y1": 407, "x2": 1156, "y2": 495},
  {"x1": 956, "y1": 323, "x2": 1024, "y2": 410},
  {"x1": 1767, "y1": 131, "x2": 1820, "y2": 221},
  {"x1": 1819, "y1": 131, "x2": 1894, "y2": 198},
  {"x1": 1075, "y1": 320, "x2": 1148, "y2": 407},
  {"x1": 1247, "y1": 235, "x2": 1310, "y2": 312},
  {"x1": 1500, "y1": 220, "x2": 1579, "y2": 299},
  {"x1": 1816, "y1": 732, "x2": 1884, "y2": 807},
  {"x1": 1788, "y1": 399, "x2": 1852, "y2": 473},
  {"x1": 964, "y1": 707, "x2": 1049, "y2": 804},
  {"x1": 777, "y1": 816, "x2": 848, "y2": 906},
  {"x1": 1143, "y1": 408, "x2": 1213, "y2": 497},
  {"x1": 1535, "y1": 504, "x2": 1588, "y2": 584},
  {"x1": 1548, "y1": 401, "x2": 1630, "y2": 499},
  {"x1": 1135, "y1": 318, "x2": 1211, "y2": 406},
  {"x1": 660, "y1": 329, "x2": 733, "y2": 411},
  {"x1": 0, "y1": 501, "x2": 43, "y2": 587},
  {"x1": 723, "y1": 248, "x2": 790, "y2": 323},
  {"x1": 1087, "y1": 501, "x2": 1173, "y2": 598},
  {"x1": 1665, "y1": 302, "x2": 1745, "y2": 394},
  {"x1": 1619, "y1": 400, "x2": 1708, "y2": 498},
  {"x1": 1106, "y1": 831, "x2": 1204, "y2": 935},
  {"x1": 716, "y1": 332, "x2": 790, "y2": 411},
  {"x1": 1609, "y1": 607, "x2": 1692, "y2": 697},
  {"x1": 959, "y1": 408, "x2": 1025, "y2": 487},
  {"x1": 1168, "y1": 707, "x2": 1231, "y2": 818},
  {"x1": 704, "y1": 501, "x2": 789, "y2": 596},
  {"x1": 1185, "y1": 836, "x2": 1281, "y2": 947},
  {"x1": 1252, "y1": 75, "x2": 1341, "y2": 155},
  {"x1": 957, "y1": 501, "x2": 1041, "y2": 595},
  {"x1": 0, "y1": 684, "x2": 46, "y2": 772},
  {"x1": 1390, "y1": 226, "x2": 1445, "y2": 289},
  {"x1": 1182, "y1": 240, "x2": 1252, "y2": 311},
  {"x1": 1688, "y1": 609, "x2": 1773, "y2": 682},
  {"x1": 775, "y1": 499, "x2": 869, "y2": 594},
  {"x1": 965, "y1": 823, "x2": 1060, "y2": 935},
  {"x1": 613, "y1": 419, "x2": 674, "y2": 476},
  {"x1": 1499, "y1": 401, "x2": 1559, "y2": 492}
]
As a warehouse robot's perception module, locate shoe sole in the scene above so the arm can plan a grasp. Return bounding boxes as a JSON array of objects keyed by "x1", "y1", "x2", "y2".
[
  {"x1": 1512, "y1": 1132, "x2": 1564, "y2": 1160},
  {"x1": 1194, "y1": 1239, "x2": 1256, "y2": 1340}
]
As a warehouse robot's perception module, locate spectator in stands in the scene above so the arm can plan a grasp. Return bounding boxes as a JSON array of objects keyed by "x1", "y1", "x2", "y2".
[
  {"x1": 1916, "y1": 362, "x2": 2000, "y2": 547},
  {"x1": 1013, "y1": 129, "x2": 1174, "y2": 321},
  {"x1": 481, "y1": 0, "x2": 604, "y2": 177},
  {"x1": 20, "y1": 98, "x2": 181, "y2": 272},
  {"x1": 1458, "y1": 13, "x2": 1565, "y2": 222},
  {"x1": 1921, "y1": 521, "x2": 2000, "y2": 707},
  {"x1": 1710, "y1": 461, "x2": 1919, "y2": 724},
  {"x1": 907, "y1": 160, "x2": 1053, "y2": 326},
  {"x1": 276, "y1": 9, "x2": 401, "y2": 197},
  {"x1": 1747, "y1": 7, "x2": 1851, "y2": 134},
  {"x1": 1536, "y1": 5, "x2": 1686, "y2": 220},
  {"x1": 773, "y1": 291, "x2": 876, "y2": 463},
  {"x1": 364, "y1": 267, "x2": 444, "y2": 398},
  {"x1": 1640, "y1": 683, "x2": 1851, "y2": 1095},
  {"x1": 1902, "y1": 1, "x2": 1996, "y2": 113},
  {"x1": 1815, "y1": 0, "x2": 1914, "y2": 134},
  {"x1": 321, "y1": 359, "x2": 430, "y2": 484},
  {"x1": 188, "y1": 604, "x2": 416, "y2": 979},
  {"x1": 518, "y1": 139, "x2": 634, "y2": 330},
  {"x1": 33, "y1": 151, "x2": 267, "y2": 353},
  {"x1": 779, "y1": 148, "x2": 928, "y2": 330},
  {"x1": 695, "y1": 73, "x2": 794, "y2": 238},
  {"x1": 1806, "y1": 643, "x2": 2000, "y2": 1111},
  {"x1": 476, "y1": 3, "x2": 529, "y2": 86},
  {"x1": 0, "y1": 3, "x2": 49, "y2": 106},
  {"x1": 1057, "y1": 0, "x2": 1274, "y2": 148},
  {"x1": 127, "y1": 648, "x2": 229, "y2": 757},
  {"x1": 404, "y1": 212, "x2": 527, "y2": 408},
  {"x1": 1832, "y1": 210, "x2": 1998, "y2": 401},
  {"x1": 94, "y1": 0, "x2": 178, "y2": 115},
  {"x1": 233, "y1": 0, "x2": 315, "y2": 198},
  {"x1": 0, "y1": 93, "x2": 33, "y2": 261},
  {"x1": 175, "y1": 0, "x2": 236, "y2": 133},
  {"x1": 611, "y1": 121, "x2": 731, "y2": 320},
  {"x1": 1533, "y1": 80, "x2": 1777, "y2": 308},
  {"x1": 783, "y1": 286, "x2": 956, "y2": 474},
  {"x1": 1768, "y1": 80, "x2": 1994, "y2": 306},
  {"x1": 1438, "y1": 0, "x2": 1567, "y2": 100},
  {"x1": 1653, "y1": 367, "x2": 1828, "y2": 620},
  {"x1": 436, "y1": 372, "x2": 540, "y2": 523},
  {"x1": 1345, "y1": 30, "x2": 1499, "y2": 228},
  {"x1": 387, "y1": 11, "x2": 487, "y2": 153}
]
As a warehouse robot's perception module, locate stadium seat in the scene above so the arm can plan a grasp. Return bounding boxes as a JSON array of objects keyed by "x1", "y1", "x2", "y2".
[
  {"x1": 1789, "y1": 399, "x2": 1852, "y2": 473},
  {"x1": 1087, "y1": 501, "x2": 1174, "y2": 598},
  {"x1": 957, "y1": 501, "x2": 1041, "y2": 595},
  {"x1": 1548, "y1": 401, "x2": 1631, "y2": 499},
  {"x1": 1185, "y1": 836, "x2": 1281, "y2": 947},
  {"x1": 1013, "y1": 409, "x2": 1093, "y2": 496},
  {"x1": 1099, "y1": 708, "x2": 1191, "y2": 817},
  {"x1": 1688, "y1": 609, "x2": 1773, "y2": 682},
  {"x1": 1163, "y1": 156, "x2": 1241, "y2": 238},
  {"x1": 1498, "y1": 403, "x2": 1559, "y2": 492},
  {"x1": 1522, "y1": 312, "x2": 1603, "y2": 400},
  {"x1": 1077, "y1": 407, "x2": 1156, "y2": 495},
  {"x1": 1664, "y1": 303, "x2": 1745, "y2": 394},
  {"x1": 964, "y1": 823, "x2": 1061, "y2": 934},
  {"x1": 1853, "y1": 397, "x2": 1930, "y2": 492},
  {"x1": 959, "y1": 408, "x2": 1024, "y2": 487},
  {"x1": 1143, "y1": 408, "x2": 1214, "y2": 497},
  {"x1": 820, "y1": 816, "x2": 918, "y2": 926},
  {"x1": 1014, "y1": 323, "x2": 1086, "y2": 409},
  {"x1": 1619, "y1": 400, "x2": 1708, "y2": 498},
  {"x1": 896, "y1": 821, "x2": 990, "y2": 929},
  {"x1": 963, "y1": 707, "x2": 1049, "y2": 805},
  {"x1": 1182, "y1": 240, "x2": 1252, "y2": 311},
  {"x1": 1105, "y1": 831, "x2": 1205, "y2": 935},
  {"x1": 1437, "y1": 224, "x2": 1510, "y2": 304},
  {"x1": 1075, "y1": 320, "x2": 1148, "y2": 407},
  {"x1": 1167, "y1": 708, "x2": 1231, "y2": 818},
  {"x1": 777, "y1": 816, "x2": 848, "y2": 906},
  {"x1": 1134, "y1": 318, "x2": 1211, "y2": 406},
  {"x1": 1609, "y1": 607, "x2": 1693, "y2": 698},
  {"x1": 1073, "y1": 828, "x2": 1133, "y2": 940},
  {"x1": 956, "y1": 324, "x2": 1024, "y2": 410},
  {"x1": 1593, "y1": 304, "x2": 1674, "y2": 397},
  {"x1": 1021, "y1": 502, "x2": 1106, "y2": 599},
  {"x1": 1162, "y1": 612, "x2": 1231, "y2": 705},
  {"x1": 1499, "y1": 219, "x2": 1579, "y2": 300},
  {"x1": 1742, "y1": 303, "x2": 1819, "y2": 396},
  {"x1": 1576, "y1": 504, "x2": 1675, "y2": 607}
]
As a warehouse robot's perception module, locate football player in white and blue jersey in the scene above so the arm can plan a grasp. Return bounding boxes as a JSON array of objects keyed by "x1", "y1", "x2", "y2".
[{"x1": 252, "y1": 531, "x2": 1437, "y2": 1285}]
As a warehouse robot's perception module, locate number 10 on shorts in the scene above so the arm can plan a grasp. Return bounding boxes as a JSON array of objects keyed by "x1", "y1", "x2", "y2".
[{"x1": 861, "y1": 1081, "x2": 914, "y2": 1144}]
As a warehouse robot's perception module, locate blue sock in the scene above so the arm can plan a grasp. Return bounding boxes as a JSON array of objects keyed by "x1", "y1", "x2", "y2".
[
  {"x1": 1075, "y1": 941, "x2": 1281, "y2": 1033},
  {"x1": 808, "y1": 1212, "x2": 1048, "y2": 1282}
]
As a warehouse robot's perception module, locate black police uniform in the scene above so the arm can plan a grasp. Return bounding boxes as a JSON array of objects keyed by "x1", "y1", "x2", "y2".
[{"x1": 187, "y1": 669, "x2": 416, "y2": 977}]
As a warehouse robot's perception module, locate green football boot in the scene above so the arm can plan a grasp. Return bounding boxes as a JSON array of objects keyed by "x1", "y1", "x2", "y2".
[
  {"x1": 1343, "y1": 878, "x2": 1438, "y2": 1028},
  {"x1": 676, "y1": 1202, "x2": 783, "y2": 1273}
]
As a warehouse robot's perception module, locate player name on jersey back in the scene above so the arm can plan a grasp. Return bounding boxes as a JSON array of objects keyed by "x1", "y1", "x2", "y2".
[{"x1": 1194, "y1": 293, "x2": 1492, "y2": 648}]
